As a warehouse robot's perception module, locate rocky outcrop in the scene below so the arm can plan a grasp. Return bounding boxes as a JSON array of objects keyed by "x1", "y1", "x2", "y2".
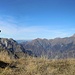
[{"x1": 0, "y1": 38, "x2": 28, "y2": 59}]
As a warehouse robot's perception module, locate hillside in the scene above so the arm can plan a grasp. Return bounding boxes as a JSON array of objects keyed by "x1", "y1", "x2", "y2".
[
  {"x1": 0, "y1": 37, "x2": 75, "y2": 75},
  {"x1": 21, "y1": 34, "x2": 75, "y2": 59},
  {"x1": 0, "y1": 38, "x2": 34, "y2": 59},
  {"x1": 0, "y1": 56, "x2": 75, "y2": 75}
]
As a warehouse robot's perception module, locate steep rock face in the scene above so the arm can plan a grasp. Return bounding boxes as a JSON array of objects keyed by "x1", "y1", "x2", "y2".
[
  {"x1": 21, "y1": 35, "x2": 75, "y2": 59},
  {"x1": 0, "y1": 38, "x2": 26, "y2": 58}
]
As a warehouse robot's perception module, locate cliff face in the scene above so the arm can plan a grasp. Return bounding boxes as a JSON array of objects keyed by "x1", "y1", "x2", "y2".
[
  {"x1": 0, "y1": 38, "x2": 27, "y2": 59},
  {"x1": 21, "y1": 35, "x2": 75, "y2": 59}
]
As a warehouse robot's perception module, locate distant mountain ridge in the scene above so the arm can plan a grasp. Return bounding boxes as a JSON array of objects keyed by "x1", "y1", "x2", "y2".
[
  {"x1": 16, "y1": 40, "x2": 27, "y2": 43},
  {"x1": 21, "y1": 34, "x2": 75, "y2": 59},
  {"x1": 71, "y1": 34, "x2": 75, "y2": 37},
  {"x1": 1, "y1": 34, "x2": 75, "y2": 59}
]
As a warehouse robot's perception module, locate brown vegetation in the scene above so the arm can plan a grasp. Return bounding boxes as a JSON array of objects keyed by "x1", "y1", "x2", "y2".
[{"x1": 0, "y1": 55, "x2": 75, "y2": 75}]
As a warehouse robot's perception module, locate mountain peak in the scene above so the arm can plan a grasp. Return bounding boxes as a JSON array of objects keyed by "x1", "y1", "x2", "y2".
[{"x1": 71, "y1": 34, "x2": 75, "y2": 37}]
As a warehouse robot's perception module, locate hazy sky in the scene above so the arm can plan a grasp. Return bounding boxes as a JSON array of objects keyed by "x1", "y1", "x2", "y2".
[{"x1": 0, "y1": 0, "x2": 75, "y2": 40}]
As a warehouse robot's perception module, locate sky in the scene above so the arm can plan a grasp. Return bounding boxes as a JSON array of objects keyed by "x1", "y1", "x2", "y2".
[{"x1": 0, "y1": 0, "x2": 75, "y2": 40}]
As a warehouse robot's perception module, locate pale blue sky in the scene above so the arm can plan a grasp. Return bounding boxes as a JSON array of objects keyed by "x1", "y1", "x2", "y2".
[{"x1": 0, "y1": 0, "x2": 75, "y2": 40}]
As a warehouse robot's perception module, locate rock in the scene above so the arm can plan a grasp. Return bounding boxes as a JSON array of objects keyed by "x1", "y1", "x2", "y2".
[{"x1": 0, "y1": 38, "x2": 26, "y2": 59}]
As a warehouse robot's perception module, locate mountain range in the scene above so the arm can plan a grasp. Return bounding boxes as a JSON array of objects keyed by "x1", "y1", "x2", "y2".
[
  {"x1": 21, "y1": 34, "x2": 75, "y2": 59},
  {"x1": 0, "y1": 35, "x2": 75, "y2": 75},
  {"x1": 1, "y1": 34, "x2": 75, "y2": 59}
]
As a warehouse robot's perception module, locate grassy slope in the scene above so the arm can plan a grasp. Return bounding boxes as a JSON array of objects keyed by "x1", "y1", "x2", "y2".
[{"x1": 0, "y1": 56, "x2": 75, "y2": 75}]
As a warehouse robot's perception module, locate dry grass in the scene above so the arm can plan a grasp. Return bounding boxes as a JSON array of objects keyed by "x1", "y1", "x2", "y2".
[
  {"x1": 0, "y1": 55, "x2": 75, "y2": 75},
  {"x1": 0, "y1": 50, "x2": 14, "y2": 63}
]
